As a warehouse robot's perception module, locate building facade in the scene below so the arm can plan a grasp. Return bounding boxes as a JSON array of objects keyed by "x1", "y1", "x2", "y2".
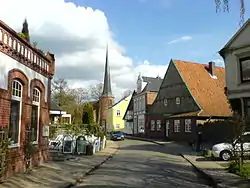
[
  {"x1": 148, "y1": 59, "x2": 232, "y2": 141},
  {"x1": 0, "y1": 19, "x2": 55, "y2": 178},
  {"x1": 219, "y1": 18, "x2": 250, "y2": 118},
  {"x1": 133, "y1": 75, "x2": 162, "y2": 135},
  {"x1": 106, "y1": 94, "x2": 132, "y2": 132}
]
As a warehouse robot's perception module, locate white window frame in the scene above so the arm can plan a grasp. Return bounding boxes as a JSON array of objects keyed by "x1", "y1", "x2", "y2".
[
  {"x1": 164, "y1": 99, "x2": 168, "y2": 106},
  {"x1": 116, "y1": 110, "x2": 121, "y2": 116},
  {"x1": 32, "y1": 88, "x2": 40, "y2": 144},
  {"x1": 174, "y1": 120, "x2": 180, "y2": 132},
  {"x1": 9, "y1": 80, "x2": 22, "y2": 148},
  {"x1": 176, "y1": 97, "x2": 181, "y2": 105},
  {"x1": 156, "y1": 120, "x2": 161, "y2": 131},
  {"x1": 150, "y1": 120, "x2": 155, "y2": 131},
  {"x1": 185, "y1": 119, "x2": 192, "y2": 132}
]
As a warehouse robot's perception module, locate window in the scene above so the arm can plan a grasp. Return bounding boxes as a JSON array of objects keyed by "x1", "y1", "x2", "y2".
[
  {"x1": 31, "y1": 88, "x2": 40, "y2": 143},
  {"x1": 244, "y1": 98, "x2": 250, "y2": 117},
  {"x1": 174, "y1": 120, "x2": 180, "y2": 132},
  {"x1": 176, "y1": 97, "x2": 181, "y2": 105},
  {"x1": 0, "y1": 30, "x2": 2, "y2": 41},
  {"x1": 13, "y1": 40, "x2": 16, "y2": 50},
  {"x1": 185, "y1": 119, "x2": 192, "y2": 132},
  {"x1": 156, "y1": 120, "x2": 161, "y2": 131},
  {"x1": 9, "y1": 80, "x2": 22, "y2": 146},
  {"x1": 240, "y1": 57, "x2": 250, "y2": 82},
  {"x1": 150, "y1": 120, "x2": 155, "y2": 131},
  {"x1": 116, "y1": 124, "x2": 120, "y2": 129},
  {"x1": 116, "y1": 110, "x2": 121, "y2": 116},
  {"x1": 164, "y1": 99, "x2": 168, "y2": 106}
]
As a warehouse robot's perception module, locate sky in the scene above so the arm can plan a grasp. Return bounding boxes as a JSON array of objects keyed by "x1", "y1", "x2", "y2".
[{"x1": 0, "y1": 0, "x2": 249, "y2": 101}]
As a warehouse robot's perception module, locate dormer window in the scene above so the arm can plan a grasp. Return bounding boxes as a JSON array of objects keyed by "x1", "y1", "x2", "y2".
[
  {"x1": 240, "y1": 57, "x2": 250, "y2": 83},
  {"x1": 176, "y1": 97, "x2": 181, "y2": 105}
]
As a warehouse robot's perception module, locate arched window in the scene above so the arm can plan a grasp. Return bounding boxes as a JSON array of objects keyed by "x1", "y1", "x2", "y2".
[
  {"x1": 3, "y1": 33, "x2": 7, "y2": 44},
  {"x1": 9, "y1": 80, "x2": 22, "y2": 146},
  {"x1": 31, "y1": 88, "x2": 40, "y2": 143}
]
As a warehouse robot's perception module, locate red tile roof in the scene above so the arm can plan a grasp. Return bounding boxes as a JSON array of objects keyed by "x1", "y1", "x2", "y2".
[{"x1": 172, "y1": 60, "x2": 232, "y2": 117}]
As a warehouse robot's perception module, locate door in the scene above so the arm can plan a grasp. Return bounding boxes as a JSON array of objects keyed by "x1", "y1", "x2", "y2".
[{"x1": 166, "y1": 120, "x2": 170, "y2": 137}]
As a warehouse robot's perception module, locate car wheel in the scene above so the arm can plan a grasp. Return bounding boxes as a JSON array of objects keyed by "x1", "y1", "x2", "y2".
[{"x1": 220, "y1": 150, "x2": 232, "y2": 161}]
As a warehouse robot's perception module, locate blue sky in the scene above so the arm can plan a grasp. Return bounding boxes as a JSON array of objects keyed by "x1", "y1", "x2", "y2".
[{"x1": 68, "y1": 0, "x2": 250, "y2": 66}]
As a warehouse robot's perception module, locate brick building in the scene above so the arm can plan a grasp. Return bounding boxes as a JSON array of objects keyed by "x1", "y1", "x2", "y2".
[{"x1": 0, "y1": 19, "x2": 55, "y2": 178}]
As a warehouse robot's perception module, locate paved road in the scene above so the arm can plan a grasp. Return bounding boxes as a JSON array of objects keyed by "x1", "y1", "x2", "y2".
[{"x1": 74, "y1": 139, "x2": 212, "y2": 188}]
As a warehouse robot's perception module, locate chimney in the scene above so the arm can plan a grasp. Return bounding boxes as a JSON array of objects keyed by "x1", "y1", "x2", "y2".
[{"x1": 208, "y1": 61, "x2": 215, "y2": 76}]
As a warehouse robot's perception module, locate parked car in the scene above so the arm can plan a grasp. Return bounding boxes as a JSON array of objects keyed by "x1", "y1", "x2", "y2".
[
  {"x1": 110, "y1": 131, "x2": 125, "y2": 141},
  {"x1": 211, "y1": 132, "x2": 250, "y2": 161}
]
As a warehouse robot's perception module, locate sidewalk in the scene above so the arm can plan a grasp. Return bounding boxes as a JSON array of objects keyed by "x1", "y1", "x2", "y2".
[
  {"x1": 181, "y1": 154, "x2": 250, "y2": 188},
  {"x1": 1, "y1": 140, "x2": 119, "y2": 188},
  {"x1": 125, "y1": 135, "x2": 167, "y2": 146}
]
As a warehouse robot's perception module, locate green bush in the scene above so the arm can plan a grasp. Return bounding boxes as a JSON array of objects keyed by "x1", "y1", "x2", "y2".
[{"x1": 228, "y1": 162, "x2": 250, "y2": 179}]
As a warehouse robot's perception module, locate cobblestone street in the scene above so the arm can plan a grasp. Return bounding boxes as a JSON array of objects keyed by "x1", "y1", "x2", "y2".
[{"x1": 74, "y1": 139, "x2": 212, "y2": 188}]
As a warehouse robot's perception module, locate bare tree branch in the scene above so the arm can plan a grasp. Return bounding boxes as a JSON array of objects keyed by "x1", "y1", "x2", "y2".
[
  {"x1": 214, "y1": 0, "x2": 245, "y2": 25},
  {"x1": 89, "y1": 83, "x2": 103, "y2": 101}
]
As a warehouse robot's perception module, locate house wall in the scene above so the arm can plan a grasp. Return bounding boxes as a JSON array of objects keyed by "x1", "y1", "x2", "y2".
[
  {"x1": 0, "y1": 22, "x2": 54, "y2": 178},
  {"x1": 223, "y1": 23, "x2": 250, "y2": 99},
  {"x1": 107, "y1": 95, "x2": 131, "y2": 131},
  {"x1": 150, "y1": 61, "x2": 200, "y2": 115}
]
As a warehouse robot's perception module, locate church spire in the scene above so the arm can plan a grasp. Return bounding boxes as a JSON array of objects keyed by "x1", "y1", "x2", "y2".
[
  {"x1": 21, "y1": 18, "x2": 30, "y2": 42},
  {"x1": 102, "y1": 45, "x2": 113, "y2": 97}
]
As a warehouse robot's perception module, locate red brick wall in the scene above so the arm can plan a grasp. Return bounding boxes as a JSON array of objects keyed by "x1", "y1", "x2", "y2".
[
  {"x1": 146, "y1": 116, "x2": 166, "y2": 138},
  {"x1": 0, "y1": 69, "x2": 50, "y2": 178},
  {"x1": 100, "y1": 97, "x2": 114, "y2": 122}
]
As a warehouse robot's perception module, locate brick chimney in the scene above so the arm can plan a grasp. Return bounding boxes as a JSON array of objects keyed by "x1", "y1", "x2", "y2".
[{"x1": 208, "y1": 61, "x2": 215, "y2": 76}]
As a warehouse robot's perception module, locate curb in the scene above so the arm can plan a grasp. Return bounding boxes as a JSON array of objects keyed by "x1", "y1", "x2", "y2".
[
  {"x1": 125, "y1": 136, "x2": 164, "y2": 146},
  {"x1": 180, "y1": 153, "x2": 218, "y2": 188},
  {"x1": 61, "y1": 141, "x2": 119, "y2": 188}
]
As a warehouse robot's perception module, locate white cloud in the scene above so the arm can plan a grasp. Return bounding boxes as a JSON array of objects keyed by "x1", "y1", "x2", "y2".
[
  {"x1": 213, "y1": 59, "x2": 224, "y2": 67},
  {"x1": 167, "y1": 36, "x2": 192, "y2": 45},
  {"x1": 0, "y1": 0, "x2": 167, "y2": 101}
]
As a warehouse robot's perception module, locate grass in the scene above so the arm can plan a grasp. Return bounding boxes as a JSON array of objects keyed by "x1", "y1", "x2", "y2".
[{"x1": 228, "y1": 162, "x2": 250, "y2": 179}]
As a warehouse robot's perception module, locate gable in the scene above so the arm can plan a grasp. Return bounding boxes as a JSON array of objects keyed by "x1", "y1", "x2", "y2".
[
  {"x1": 222, "y1": 19, "x2": 250, "y2": 49},
  {"x1": 150, "y1": 60, "x2": 200, "y2": 115},
  {"x1": 173, "y1": 60, "x2": 232, "y2": 117}
]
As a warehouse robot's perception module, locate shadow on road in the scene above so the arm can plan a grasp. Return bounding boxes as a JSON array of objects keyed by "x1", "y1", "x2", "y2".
[
  {"x1": 119, "y1": 141, "x2": 195, "y2": 156},
  {"x1": 78, "y1": 150, "x2": 213, "y2": 188}
]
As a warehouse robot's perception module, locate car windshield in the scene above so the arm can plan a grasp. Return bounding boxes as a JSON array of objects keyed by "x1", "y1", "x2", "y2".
[{"x1": 112, "y1": 131, "x2": 122, "y2": 134}]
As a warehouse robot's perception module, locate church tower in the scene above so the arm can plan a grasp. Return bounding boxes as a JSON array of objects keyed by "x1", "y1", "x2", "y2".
[
  {"x1": 21, "y1": 18, "x2": 30, "y2": 42},
  {"x1": 100, "y1": 45, "x2": 114, "y2": 131}
]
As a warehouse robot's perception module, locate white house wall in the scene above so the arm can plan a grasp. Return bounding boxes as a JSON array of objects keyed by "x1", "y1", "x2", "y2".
[
  {"x1": 0, "y1": 52, "x2": 49, "y2": 101},
  {"x1": 228, "y1": 23, "x2": 250, "y2": 49}
]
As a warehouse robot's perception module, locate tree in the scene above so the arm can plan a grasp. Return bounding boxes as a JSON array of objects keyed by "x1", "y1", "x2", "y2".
[
  {"x1": 69, "y1": 88, "x2": 89, "y2": 104},
  {"x1": 122, "y1": 89, "x2": 133, "y2": 99},
  {"x1": 214, "y1": 0, "x2": 245, "y2": 24},
  {"x1": 82, "y1": 103, "x2": 94, "y2": 124},
  {"x1": 89, "y1": 83, "x2": 103, "y2": 101}
]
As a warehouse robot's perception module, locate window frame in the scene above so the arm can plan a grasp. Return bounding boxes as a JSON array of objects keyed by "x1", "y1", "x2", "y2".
[
  {"x1": 176, "y1": 97, "x2": 181, "y2": 105},
  {"x1": 156, "y1": 120, "x2": 161, "y2": 131},
  {"x1": 150, "y1": 120, "x2": 155, "y2": 131},
  {"x1": 116, "y1": 110, "x2": 121, "y2": 117},
  {"x1": 163, "y1": 99, "x2": 168, "y2": 106},
  {"x1": 174, "y1": 120, "x2": 180, "y2": 133},
  {"x1": 9, "y1": 80, "x2": 22, "y2": 148},
  {"x1": 239, "y1": 56, "x2": 250, "y2": 83},
  {"x1": 184, "y1": 119, "x2": 192, "y2": 133},
  {"x1": 31, "y1": 88, "x2": 40, "y2": 144}
]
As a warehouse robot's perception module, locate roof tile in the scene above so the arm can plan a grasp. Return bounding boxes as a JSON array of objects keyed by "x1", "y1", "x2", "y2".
[{"x1": 172, "y1": 60, "x2": 232, "y2": 117}]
